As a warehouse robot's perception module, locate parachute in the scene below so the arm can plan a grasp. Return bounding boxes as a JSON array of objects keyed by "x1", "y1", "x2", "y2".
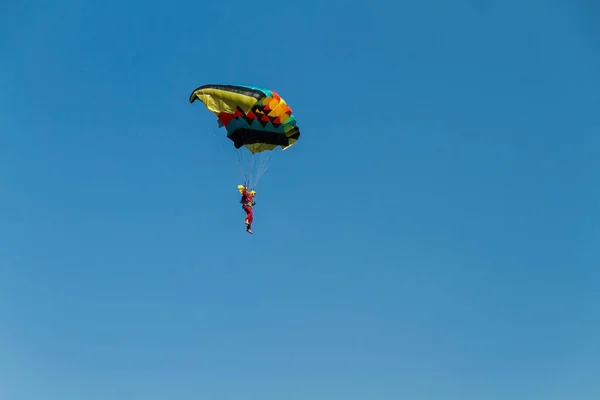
[{"x1": 189, "y1": 84, "x2": 300, "y2": 188}]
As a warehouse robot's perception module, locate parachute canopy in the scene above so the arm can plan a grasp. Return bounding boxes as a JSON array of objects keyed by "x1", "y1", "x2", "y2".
[{"x1": 189, "y1": 84, "x2": 300, "y2": 154}]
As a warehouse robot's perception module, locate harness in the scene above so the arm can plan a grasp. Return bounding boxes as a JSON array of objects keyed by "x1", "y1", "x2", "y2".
[{"x1": 240, "y1": 195, "x2": 255, "y2": 207}]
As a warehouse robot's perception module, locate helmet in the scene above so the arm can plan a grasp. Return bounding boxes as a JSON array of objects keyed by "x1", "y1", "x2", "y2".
[{"x1": 249, "y1": 190, "x2": 256, "y2": 195}]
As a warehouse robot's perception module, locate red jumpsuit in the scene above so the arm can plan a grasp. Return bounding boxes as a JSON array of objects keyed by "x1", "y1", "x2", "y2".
[{"x1": 240, "y1": 189, "x2": 254, "y2": 230}]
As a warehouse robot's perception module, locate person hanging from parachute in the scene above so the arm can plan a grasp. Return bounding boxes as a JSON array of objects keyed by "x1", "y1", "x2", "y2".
[
  {"x1": 237, "y1": 184, "x2": 256, "y2": 234},
  {"x1": 189, "y1": 84, "x2": 300, "y2": 234}
]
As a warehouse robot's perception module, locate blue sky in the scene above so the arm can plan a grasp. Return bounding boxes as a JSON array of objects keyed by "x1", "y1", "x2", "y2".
[{"x1": 1, "y1": 0, "x2": 599, "y2": 399}]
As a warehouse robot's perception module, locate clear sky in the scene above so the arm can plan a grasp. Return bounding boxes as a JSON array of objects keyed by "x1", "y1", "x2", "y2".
[{"x1": 1, "y1": 1, "x2": 599, "y2": 399}]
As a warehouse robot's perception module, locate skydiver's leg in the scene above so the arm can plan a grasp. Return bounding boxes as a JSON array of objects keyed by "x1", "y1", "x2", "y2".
[
  {"x1": 243, "y1": 205, "x2": 253, "y2": 225},
  {"x1": 243, "y1": 206, "x2": 253, "y2": 233}
]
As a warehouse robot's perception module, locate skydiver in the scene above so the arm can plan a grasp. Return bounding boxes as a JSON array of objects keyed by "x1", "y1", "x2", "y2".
[{"x1": 237, "y1": 185, "x2": 256, "y2": 234}]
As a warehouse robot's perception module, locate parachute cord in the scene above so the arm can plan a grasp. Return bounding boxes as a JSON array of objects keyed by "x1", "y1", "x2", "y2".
[
  {"x1": 212, "y1": 127, "x2": 248, "y2": 184},
  {"x1": 211, "y1": 128, "x2": 230, "y2": 156},
  {"x1": 208, "y1": 124, "x2": 273, "y2": 190},
  {"x1": 253, "y1": 151, "x2": 271, "y2": 188},
  {"x1": 211, "y1": 127, "x2": 251, "y2": 187},
  {"x1": 241, "y1": 128, "x2": 255, "y2": 187},
  {"x1": 249, "y1": 149, "x2": 255, "y2": 188},
  {"x1": 226, "y1": 129, "x2": 275, "y2": 190},
  {"x1": 235, "y1": 150, "x2": 246, "y2": 185},
  {"x1": 244, "y1": 152, "x2": 251, "y2": 188},
  {"x1": 239, "y1": 130, "x2": 251, "y2": 188}
]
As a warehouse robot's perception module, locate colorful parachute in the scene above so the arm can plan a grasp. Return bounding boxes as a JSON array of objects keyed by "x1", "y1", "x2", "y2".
[{"x1": 189, "y1": 84, "x2": 300, "y2": 188}]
